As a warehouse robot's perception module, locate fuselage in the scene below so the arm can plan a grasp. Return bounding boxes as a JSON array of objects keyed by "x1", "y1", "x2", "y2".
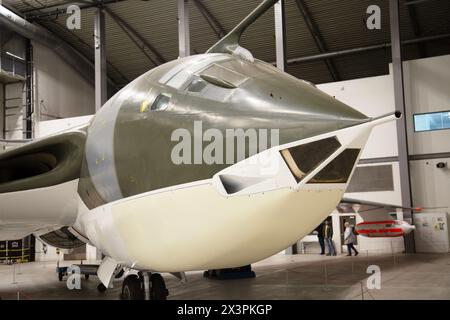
[
  {"x1": 72, "y1": 53, "x2": 375, "y2": 272},
  {"x1": 1, "y1": 52, "x2": 390, "y2": 272}
]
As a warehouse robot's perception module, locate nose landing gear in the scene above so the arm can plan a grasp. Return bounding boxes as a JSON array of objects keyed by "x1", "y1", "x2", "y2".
[
  {"x1": 150, "y1": 273, "x2": 169, "y2": 300},
  {"x1": 120, "y1": 272, "x2": 168, "y2": 300},
  {"x1": 120, "y1": 274, "x2": 145, "y2": 300}
]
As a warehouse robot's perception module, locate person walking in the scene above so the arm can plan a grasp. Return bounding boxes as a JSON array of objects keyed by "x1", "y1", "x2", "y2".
[
  {"x1": 344, "y1": 222, "x2": 359, "y2": 256},
  {"x1": 314, "y1": 223, "x2": 325, "y2": 255},
  {"x1": 323, "y1": 220, "x2": 336, "y2": 256}
]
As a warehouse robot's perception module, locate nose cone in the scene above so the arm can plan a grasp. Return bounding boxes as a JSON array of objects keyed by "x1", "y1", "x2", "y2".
[
  {"x1": 232, "y1": 63, "x2": 370, "y2": 142},
  {"x1": 285, "y1": 82, "x2": 367, "y2": 122},
  {"x1": 238, "y1": 61, "x2": 369, "y2": 126}
]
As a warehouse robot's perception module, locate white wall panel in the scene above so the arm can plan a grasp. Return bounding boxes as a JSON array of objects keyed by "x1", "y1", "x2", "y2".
[
  {"x1": 37, "y1": 115, "x2": 93, "y2": 138},
  {"x1": 318, "y1": 75, "x2": 398, "y2": 159},
  {"x1": 402, "y1": 55, "x2": 450, "y2": 155},
  {"x1": 32, "y1": 41, "x2": 95, "y2": 120}
]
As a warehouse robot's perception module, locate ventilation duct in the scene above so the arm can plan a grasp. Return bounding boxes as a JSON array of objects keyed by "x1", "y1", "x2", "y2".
[{"x1": 219, "y1": 174, "x2": 268, "y2": 194}]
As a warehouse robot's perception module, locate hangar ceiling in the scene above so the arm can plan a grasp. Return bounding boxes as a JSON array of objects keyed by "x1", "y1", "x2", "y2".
[{"x1": 3, "y1": 0, "x2": 450, "y2": 87}]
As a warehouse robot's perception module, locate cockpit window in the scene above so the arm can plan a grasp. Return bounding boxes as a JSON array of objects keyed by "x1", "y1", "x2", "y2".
[
  {"x1": 151, "y1": 93, "x2": 170, "y2": 111},
  {"x1": 280, "y1": 137, "x2": 341, "y2": 182},
  {"x1": 199, "y1": 63, "x2": 248, "y2": 88},
  {"x1": 184, "y1": 73, "x2": 234, "y2": 102},
  {"x1": 186, "y1": 77, "x2": 207, "y2": 92}
]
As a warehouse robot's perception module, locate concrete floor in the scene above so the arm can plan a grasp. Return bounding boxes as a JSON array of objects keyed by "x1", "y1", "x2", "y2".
[{"x1": 1, "y1": 252, "x2": 450, "y2": 300}]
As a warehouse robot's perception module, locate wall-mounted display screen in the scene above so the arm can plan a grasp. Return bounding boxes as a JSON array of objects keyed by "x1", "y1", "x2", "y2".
[{"x1": 413, "y1": 110, "x2": 450, "y2": 132}]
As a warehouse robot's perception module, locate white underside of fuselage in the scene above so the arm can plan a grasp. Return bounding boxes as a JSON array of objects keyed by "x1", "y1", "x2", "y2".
[
  {"x1": 75, "y1": 114, "x2": 395, "y2": 273},
  {"x1": 82, "y1": 181, "x2": 343, "y2": 272}
]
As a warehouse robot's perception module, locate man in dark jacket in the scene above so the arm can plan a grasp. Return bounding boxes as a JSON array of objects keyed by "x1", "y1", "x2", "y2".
[
  {"x1": 315, "y1": 223, "x2": 325, "y2": 255},
  {"x1": 323, "y1": 220, "x2": 336, "y2": 256}
]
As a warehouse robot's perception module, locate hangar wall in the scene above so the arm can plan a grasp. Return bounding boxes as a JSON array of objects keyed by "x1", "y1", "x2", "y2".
[
  {"x1": 36, "y1": 114, "x2": 93, "y2": 138},
  {"x1": 3, "y1": 82, "x2": 25, "y2": 140},
  {"x1": 404, "y1": 55, "x2": 450, "y2": 156},
  {"x1": 30, "y1": 42, "x2": 95, "y2": 262},
  {"x1": 1, "y1": 31, "x2": 27, "y2": 142},
  {"x1": 32, "y1": 41, "x2": 95, "y2": 121},
  {"x1": 318, "y1": 74, "x2": 398, "y2": 160},
  {"x1": 1, "y1": 41, "x2": 95, "y2": 142},
  {"x1": 403, "y1": 55, "x2": 450, "y2": 248},
  {"x1": 311, "y1": 54, "x2": 450, "y2": 254}
]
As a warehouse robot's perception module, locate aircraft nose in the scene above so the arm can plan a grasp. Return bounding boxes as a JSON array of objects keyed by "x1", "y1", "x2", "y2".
[{"x1": 249, "y1": 70, "x2": 369, "y2": 122}]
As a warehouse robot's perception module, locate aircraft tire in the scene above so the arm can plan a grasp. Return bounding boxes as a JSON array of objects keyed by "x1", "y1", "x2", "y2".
[
  {"x1": 150, "y1": 273, "x2": 168, "y2": 300},
  {"x1": 121, "y1": 275, "x2": 145, "y2": 300}
]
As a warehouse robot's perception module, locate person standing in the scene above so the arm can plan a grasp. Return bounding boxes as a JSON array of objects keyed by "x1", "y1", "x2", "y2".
[
  {"x1": 323, "y1": 220, "x2": 336, "y2": 256},
  {"x1": 314, "y1": 223, "x2": 325, "y2": 255},
  {"x1": 344, "y1": 222, "x2": 359, "y2": 256}
]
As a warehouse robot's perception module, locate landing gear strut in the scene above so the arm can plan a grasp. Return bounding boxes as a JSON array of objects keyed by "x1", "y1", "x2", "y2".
[{"x1": 120, "y1": 273, "x2": 168, "y2": 300}]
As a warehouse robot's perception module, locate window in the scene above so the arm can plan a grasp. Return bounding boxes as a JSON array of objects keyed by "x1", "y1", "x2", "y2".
[
  {"x1": 413, "y1": 110, "x2": 450, "y2": 132},
  {"x1": 280, "y1": 137, "x2": 341, "y2": 182},
  {"x1": 308, "y1": 149, "x2": 360, "y2": 184},
  {"x1": 151, "y1": 93, "x2": 170, "y2": 111},
  {"x1": 186, "y1": 77, "x2": 207, "y2": 92},
  {"x1": 199, "y1": 63, "x2": 248, "y2": 88}
]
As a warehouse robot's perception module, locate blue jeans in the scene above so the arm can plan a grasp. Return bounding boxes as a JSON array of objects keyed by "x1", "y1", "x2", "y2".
[
  {"x1": 325, "y1": 238, "x2": 336, "y2": 255},
  {"x1": 347, "y1": 243, "x2": 358, "y2": 255},
  {"x1": 318, "y1": 236, "x2": 325, "y2": 254}
]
